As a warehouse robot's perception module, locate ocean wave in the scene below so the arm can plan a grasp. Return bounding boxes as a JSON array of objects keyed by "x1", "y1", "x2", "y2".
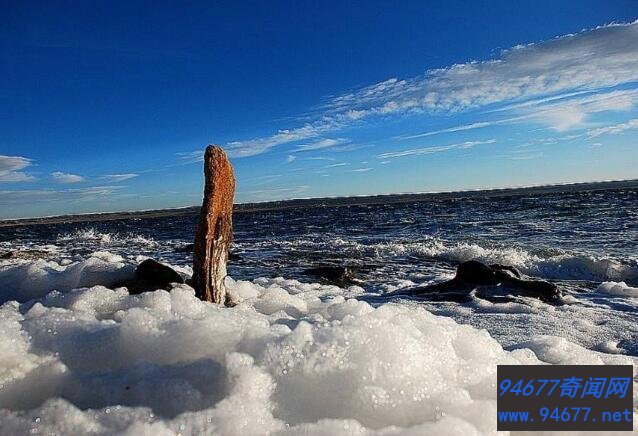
[
  {"x1": 258, "y1": 237, "x2": 638, "y2": 283},
  {"x1": 56, "y1": 228, "x2": 158, "y2": 247}
]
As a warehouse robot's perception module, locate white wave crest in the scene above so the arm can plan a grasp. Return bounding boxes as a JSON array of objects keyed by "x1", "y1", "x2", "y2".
[
  {"x1": 57, "y1": 228, "x2": 158, "y2": 247},
  {"x1": 273, "y1": 237, "x2": 638, "y2": 283}
]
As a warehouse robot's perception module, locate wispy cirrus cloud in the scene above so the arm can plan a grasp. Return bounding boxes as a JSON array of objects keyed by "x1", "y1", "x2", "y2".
[
  {"x1": 398, "y1": 120, "x2": 506, "y2": 140},
  {"x1": 323, "y1": 23, "x2": 638, "y2": 116},
  {"x1": 102, "y1": 173, "x2": 138, "y2": 182},
  {"x1": 226, "y1": 125, "x2": 338, "y2": 157},
  {"x1": 51, "y1": 171, "x2": 84, "y2": 184},
  {"x1": 0, "y1": 155, "x2": 35, "y2": 182},
  {"x1": 303, "y1": 156, "x2": 336, "y2": 161},
  {"x1": 525, "y1": 89, "x2": 637, "y2": 131},
  {"x1": 223, "y1": 22, "x2": 638, "y2": 157},
  {"x1": 176, "y1": 150, "x2": 204, "y2": 164},
  {"x1": 587, "y1": 118, "x2": 638, "y2": 137},
  {"x1": 378, "y1": 139, "x2": 496, "y2": 159},
  {"x1": 0, "y1": 186, "x2": 124, "y2": 205},
  {"x1": 401, "y1": 88, "x2": 638, "y2": 139},
  {"x1": 293, "y1": 138, "x2": 350, "y2": 152},
  {"x1": 238, "y1": 185, "x2": 311, "y2": 201}
]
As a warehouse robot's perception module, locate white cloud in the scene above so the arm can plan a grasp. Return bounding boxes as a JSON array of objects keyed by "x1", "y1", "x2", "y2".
[
  {"x1": 0, "y1": 155, "x2": 35, "y2": 182},
  {"x1": 399, "y1": 120, "x2": 502, "y2": 140},
  {"x1": 489, "y1": 90, "x2": 596, "y2": 113},
  {"x1": 534, "y1": 105, "x2": 587, "y2": 131},
  {"x1": 325, "y1": 162, "x2": 349, "y2": 168},
  {"x1": 51, "y1": 171, "x2": 84, "y2": 184},
  {"x1": 303, "y1": 156, "x2": 336, "y2": 161},
  {"x1": 293, "y1": 138, "x2": 350, "y2": 152},
  {"x1": 223, "y1": 22, "x2": 638, "y2": 157},
  {"x1": 285, "y1": 155, "x2": 296, "y2": 163},
  {"x1": 587, "y1": 118, "x2": 638, "y2": 137},
  {"x1": 238, "y1": 185, "x2": 311, "y2": 201},
  {"x1": 400, "y1": 88, "x2": 638, "y2": 139},
  {"x1": 102, "y1": 173, "x2": 138, "y2": 182},
  {"x1": 0, "y1": 186, "x2": 124, "y2": 205},
  {"x1": 352, "y1": 167, "x2": 373, "y2": 172},
  {"x1": 176, "y1": 150, "x2": 205, "y2": 164},
  {"x1": 325, "y1": 22, "x2": 638, "y2": 116},
  {"x1": 378, "y1": 139, "x2": 496, "y2": 159},
  {"x1": 226, "y1": 124, "x2": 336, "y2": 157},
  {"x1": 526, "y1": 89, "x2": 637, "y2": 130}
]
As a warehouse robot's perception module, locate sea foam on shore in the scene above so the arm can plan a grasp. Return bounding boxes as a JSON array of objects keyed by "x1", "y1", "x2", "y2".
[{"x1": 0, "y1": 253, "x2": 636, "y2": 435}]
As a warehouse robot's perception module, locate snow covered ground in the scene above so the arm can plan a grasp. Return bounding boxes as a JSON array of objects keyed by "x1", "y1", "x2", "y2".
[{"x1": 0, "y1": 252, "x2": 636, "y2": 435}]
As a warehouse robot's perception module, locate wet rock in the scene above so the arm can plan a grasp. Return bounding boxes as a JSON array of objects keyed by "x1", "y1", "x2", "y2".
[
  {"x1": 136, "y1": 258, "x2": 184, "y2": 285},
  {"x1": 455, "y1": 260, "x2": 498, "y2": 285},
  {"x1": 117, "y1": 258, "x2": 184, "y2": 294},
  {"x1": 409, "y1": 260, "x2": 560, "y2": 303},
  {"x1": 303, "y1": 266, "x2": 362, "y2": 287},
  {"x1": 490, "y1": 263, "x2": 523, "y2": 279}
]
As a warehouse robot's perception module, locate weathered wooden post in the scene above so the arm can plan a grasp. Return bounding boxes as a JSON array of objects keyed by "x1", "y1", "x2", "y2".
[{"x1": 192, "y1": 145, "x2": 236, "y2": 305}]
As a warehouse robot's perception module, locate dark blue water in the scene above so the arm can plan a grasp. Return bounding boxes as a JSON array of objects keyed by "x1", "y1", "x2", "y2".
[{"x1": 2, "y1": 188, "x2": 637, "y2": 291}]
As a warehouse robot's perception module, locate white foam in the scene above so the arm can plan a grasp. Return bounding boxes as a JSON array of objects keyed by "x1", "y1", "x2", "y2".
[
  {"x1": 270, "y1": 237, "x2": 638, "y2": 282},
  {"x1": 0, "y1": 255, "x2": 636, "y2": 434},
  {"x1": 57, "y1": 228, "x2": 158, "y2": 247},
  {"x1": 596, "y1": 281, "x2": 638, "y2": 298},
  {"x1": 0, "y1": 253, "x2": 135, "y2": 303}
]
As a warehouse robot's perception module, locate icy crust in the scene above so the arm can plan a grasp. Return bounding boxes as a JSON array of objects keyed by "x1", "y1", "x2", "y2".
[{"x1": 1, "y1": 258, "x2": 637, "y2": 435}]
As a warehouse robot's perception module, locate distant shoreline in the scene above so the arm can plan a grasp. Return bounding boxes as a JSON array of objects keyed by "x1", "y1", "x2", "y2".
[{"x1": 1, "y1": 178, "x2": 637, "y2": 228}]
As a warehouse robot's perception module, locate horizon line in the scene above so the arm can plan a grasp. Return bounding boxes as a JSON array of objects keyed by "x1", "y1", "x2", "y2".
[{"x1": 1, "y1": 177, "x2": 636, "y2": 223}]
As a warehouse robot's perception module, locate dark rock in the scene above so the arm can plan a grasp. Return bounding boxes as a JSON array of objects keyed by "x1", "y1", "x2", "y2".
[
  {"x1": 303, "y1": 266, "x2": 362, "y2": 287},
  {"x1": 455, "y1": 260, "x2": 498, "y2": 285},
  {"x1": 116, "y1": 259, "x2": 185, "y2": 294},
  {"x1": 490, "y1": 263, "x2": 522, "y2": 279},
  {"x1": 135, "y1": 259, "x2": 184, "y2": 285},
  {"x1": 498, "y1": 277, "x2": 560, "y2": 302},
  {"x1": 409, "y1": 260, "x2": 561, "y2": 303}
]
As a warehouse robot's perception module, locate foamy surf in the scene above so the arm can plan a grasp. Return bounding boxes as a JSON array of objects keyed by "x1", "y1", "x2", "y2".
[
  {"x1": 57, "y1": 228, "x2": 158, "y2": 248},
  {"x1": 261, "y1": 237, "x2": 638, "y2": 283}
]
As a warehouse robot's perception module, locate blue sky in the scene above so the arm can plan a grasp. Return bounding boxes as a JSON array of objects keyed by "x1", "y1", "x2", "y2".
[{"x1": 1, "y1": 1, "x2": 637, "y2": 219}]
